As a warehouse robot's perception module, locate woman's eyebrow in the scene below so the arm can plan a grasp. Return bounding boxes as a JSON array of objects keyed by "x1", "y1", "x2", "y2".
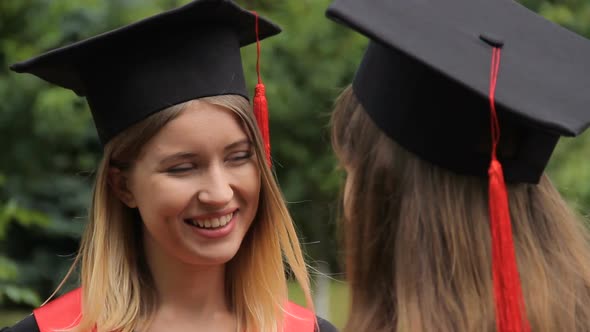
[
  {"x1": 157, "y1": 139, "x2": 251, "y2": 165},
  {"x1": 225, "y1": 139, "x2": 251, "y2": 151},
  {"x1": 159, "y1": 152, "x2": 199, "y2": 165}
]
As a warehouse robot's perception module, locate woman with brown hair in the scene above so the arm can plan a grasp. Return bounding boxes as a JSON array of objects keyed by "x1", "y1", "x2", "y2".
[
  {"x1": 326, "y1": 0, "x2": 590, "y2": 331},
  {"x1": 2, "y1": 1, "x2": 337, "y2": 331}
]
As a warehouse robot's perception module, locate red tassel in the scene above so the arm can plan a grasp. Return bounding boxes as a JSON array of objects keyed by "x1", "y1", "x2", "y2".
[
  {"x1": 254, "y1": 83, "x2": 271, "y2": 165},
  {"x1": 487, "y1": 47, "x2": 530, "y2": 332},
  {"x1": 252, "y1": 11, "x2": 271, "y2": 166},
  {"x1": 489, "y1": 160, "x2": 529, "y2": 332}
]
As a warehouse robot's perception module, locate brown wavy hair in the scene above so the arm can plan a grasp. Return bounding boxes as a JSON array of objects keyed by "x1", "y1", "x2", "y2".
[{"x1": 331, "y1": 85, "x2": 590, "y2": 332}]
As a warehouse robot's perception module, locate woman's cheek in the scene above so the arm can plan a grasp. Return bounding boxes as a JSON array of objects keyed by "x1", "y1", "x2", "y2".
[{"x1": 145, "y1": 178, "x2": 196, "y2": 216}]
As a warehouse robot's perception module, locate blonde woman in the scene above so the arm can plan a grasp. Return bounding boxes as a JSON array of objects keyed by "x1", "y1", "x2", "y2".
[
  {"x1": 326, "y1": 0, "x2": 590, "y2": 331},
  {"x1": 3, "y1": 1, "x2": 336, "y2": 331}
]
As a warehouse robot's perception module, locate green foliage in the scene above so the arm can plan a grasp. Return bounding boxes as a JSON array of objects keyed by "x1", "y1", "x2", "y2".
[
  {"x1": 0, "y1": 310, "x2": 30, "y2": 327},
  {"x1": 0, "y1": 199, "x2": 49, "y2": 238},
  {"x1": 1, "y1": 0, "x2": 590, "y2": 316},
  {"x1": 547, "y1": 131, "x2": 590, "y2": 215},
  {"x1": 0, "y1": 172, "x2": 48, "y2": 307},
  {"x1": 0, "y1": 283, "x2": 42, "y2": 308}
]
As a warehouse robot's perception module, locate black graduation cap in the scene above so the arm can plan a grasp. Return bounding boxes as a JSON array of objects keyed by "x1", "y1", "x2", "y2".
[
  {"x1": 326, "y1": 0, "x2": 590, "y2": 184},
  {"x1": 10, "y1": 0, "x2": 281, "y2": 145},
  {"x1": 327, "y1": 1, "x2": 590, "y2": 331}
]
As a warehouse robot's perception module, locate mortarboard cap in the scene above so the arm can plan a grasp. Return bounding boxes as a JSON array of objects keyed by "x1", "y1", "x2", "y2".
[
  {"x1": 10, "y1": 0, "x2": 280, "y2": 145},
  {"x1": 326, "y1": 0, "x2": 590, "y2": 184}
]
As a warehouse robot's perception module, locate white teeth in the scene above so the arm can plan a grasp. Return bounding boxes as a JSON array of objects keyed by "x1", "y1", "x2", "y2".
[
  {"x1": 188, "y1": 212, "x2": 233, "y2": 229},
  {"x1": 222, "y1": 213, "x2": 233, "y2": 225}
]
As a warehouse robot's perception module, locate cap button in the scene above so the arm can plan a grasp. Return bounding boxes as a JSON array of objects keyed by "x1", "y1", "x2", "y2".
[{"x1": 480, "y1": 34, "x2": 504, "y2": 48}]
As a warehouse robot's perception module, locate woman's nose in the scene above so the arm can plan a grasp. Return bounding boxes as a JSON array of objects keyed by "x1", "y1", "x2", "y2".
[{"x1": 196, "y1": 165, "x2": 233, "y2": 206}]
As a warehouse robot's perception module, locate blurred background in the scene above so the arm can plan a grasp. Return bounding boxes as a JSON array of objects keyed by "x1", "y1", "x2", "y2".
[{"x1": 1, "y1": 0, "x2": 590, "y2": 328}]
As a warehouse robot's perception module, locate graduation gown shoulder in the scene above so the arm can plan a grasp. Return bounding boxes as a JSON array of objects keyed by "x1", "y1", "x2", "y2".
[
  {"x1": 1, "y1": 288, "x2": 339, "y2": 332},
  {"x1": 316, "y1": 316, "x2": 339, "y2": 332}
]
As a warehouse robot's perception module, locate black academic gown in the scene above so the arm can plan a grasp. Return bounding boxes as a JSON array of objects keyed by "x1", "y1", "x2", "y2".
[{"x1": 1, "y1": 314, "x2": 339, "y2": 332}]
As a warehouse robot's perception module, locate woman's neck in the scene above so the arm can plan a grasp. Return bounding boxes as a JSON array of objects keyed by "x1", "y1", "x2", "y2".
[{"x1": 142, "y1": 231, "x2": 232, "y2": 322}]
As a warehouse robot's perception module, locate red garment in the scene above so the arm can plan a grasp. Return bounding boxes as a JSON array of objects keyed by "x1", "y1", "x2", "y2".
[{"x1": 33, "y1": 288, "x2": 315, "y2": 332}]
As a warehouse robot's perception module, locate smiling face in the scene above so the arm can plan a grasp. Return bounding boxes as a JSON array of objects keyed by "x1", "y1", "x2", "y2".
[{"x1": 121, "y1": 100, "x2": 261, "y2": 267}]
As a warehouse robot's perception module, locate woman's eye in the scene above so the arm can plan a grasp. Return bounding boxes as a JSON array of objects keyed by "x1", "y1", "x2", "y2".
[
  {"x1": 228, "y1": 151, "x2": 253, "y2": 162},
  {"x1": 167, "y1": 163, "x2": 194, "y2": 173}
]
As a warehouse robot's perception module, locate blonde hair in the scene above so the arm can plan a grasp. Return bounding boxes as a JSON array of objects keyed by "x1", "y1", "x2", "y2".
[
  {"x1": 331, "y1": 85, "x2": 590, "y2": 332},
  {"x1": 56, "y1": 95, "x2": 312, "y2": 332}
]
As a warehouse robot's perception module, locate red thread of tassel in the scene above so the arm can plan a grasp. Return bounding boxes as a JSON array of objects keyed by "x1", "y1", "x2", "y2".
[
  {"x1": 252, "y1": 11, "x2": 271, "y2": 166},
  {"x1": 487, "y1": 47, "x2": 530, "y2": 332}
]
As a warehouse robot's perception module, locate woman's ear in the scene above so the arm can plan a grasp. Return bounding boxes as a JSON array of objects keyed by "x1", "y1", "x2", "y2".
[{"x1": 108, "y1": 167, "x2": 137, "y2": 208}]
